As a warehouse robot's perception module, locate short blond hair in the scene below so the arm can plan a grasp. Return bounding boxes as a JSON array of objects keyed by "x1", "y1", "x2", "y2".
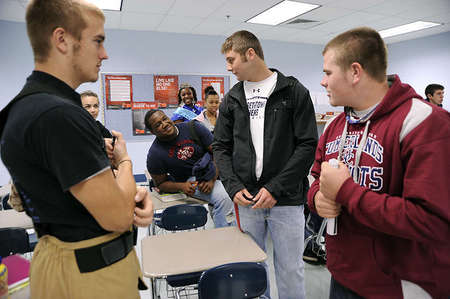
[
  {"x1": 323, "y1": 27, "x2": 387, "y2": 82},
  {"x1": 221, "y1": 30, "x2": 264, "y2": 60},
  {"x1": 26, "y1": 0, "x2": 104, "y2": 63}
]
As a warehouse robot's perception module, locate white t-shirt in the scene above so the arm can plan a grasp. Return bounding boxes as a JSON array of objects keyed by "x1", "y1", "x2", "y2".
[{"x1": 244, "y1": 72, "x2": 277, "y2": 180}]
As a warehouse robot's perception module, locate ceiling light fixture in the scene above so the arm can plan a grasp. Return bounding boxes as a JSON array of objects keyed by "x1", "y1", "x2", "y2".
[
  {"x1": 379, "y1": 21, "x2": 441, "y2": 38},
  {"x1": 246, "y1": 1, "x2": 320, "y2": 26}
]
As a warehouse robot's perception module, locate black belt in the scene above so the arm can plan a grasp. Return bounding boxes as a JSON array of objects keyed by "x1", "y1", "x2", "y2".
[{"x1": 74, "y1": 231, "x2": 134, "y2": 273}]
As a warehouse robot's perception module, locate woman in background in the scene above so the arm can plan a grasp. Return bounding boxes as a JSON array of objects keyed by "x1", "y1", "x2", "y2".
[
  {"x1": 195, "y1": 86, "x2": 220, "y2": 133},
  {"x1": 80, "y1": 90, "x2": 113, "y2": 138},
  {"x1": 171, "y1": 85, "x2": 203, "y2": 123}
]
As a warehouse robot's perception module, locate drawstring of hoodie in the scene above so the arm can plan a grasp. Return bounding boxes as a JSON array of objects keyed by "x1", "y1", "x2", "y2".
[{"x1": 337, "y1": 106, "x2": 375, "y2": 183}]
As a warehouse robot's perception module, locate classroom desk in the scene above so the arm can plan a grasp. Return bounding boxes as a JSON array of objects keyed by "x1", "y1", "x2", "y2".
[
  {"x1": 149, "y1": 191, "x2": 206, "y2": 211},
  {"x1": 0, "y1": 209, "x2": 33, "y2": 229},
  {"x1": 10, "y1": 285, "x2": 30, "y2": 299},
  {"x1": 141, "y1": 226, "x2": 267, "y2": 299}
]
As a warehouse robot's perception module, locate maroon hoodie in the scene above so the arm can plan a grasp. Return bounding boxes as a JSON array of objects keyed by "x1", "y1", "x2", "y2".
[{"x1": 307, "y1": 75, "x2": 450, "y2": 298}]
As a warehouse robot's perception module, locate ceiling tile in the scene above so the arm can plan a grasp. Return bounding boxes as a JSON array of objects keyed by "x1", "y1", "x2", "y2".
[
  {"x1": 362, "y1": 0, "x2": 423, "y2": 16},
  {"x1": 221, "y1": 22, "x2": 273, "y2": 38},
  {"x1": 330, "y1": 0, "x2": 386, "y2": 11},
  {"x1": 425, "y1": 11, "x2": 450, "y2": 23},
  {"x1": 0, "y1": 0, "x2": 448, "y2": 46},
  {"x1": 370, "y1": 16, "x2": 417, "y2": 31},
  {"x1": 309, "y1": 11, "x2": 386, "y2": 34},
  {"x1": 395, "y1": 0, "x2": 450, "y2": 19},
  {"x1": 120, "y1": 12, "x2": 165, "y2": 31},
  {"x1": 299, "y1": 6, "x2": 354, "y2": 22},
  {"x1": 0, "y1": 0, "x2": 26, "y2": 22},
  {"x1": 209, "y1": 0, "x2": 280, "y2": 21},
  {"x1": 122, "y1": 0, "x2": 175, "y2": 14},
  {"x1": 257, "y1": 27, "x2": 305, "y2": 42},
  {"x1": 103, "y1": 11, "x2": 121, "y2": 29},
  {"x1": 168, "y1": 0, "x2": 226, "y2": 18},
  {"x1": 191, "y1": 18, "x2": 240, "y2": 36},
  {"x1": 156, "y1": 15, "x2": 204, "y2": 34}
]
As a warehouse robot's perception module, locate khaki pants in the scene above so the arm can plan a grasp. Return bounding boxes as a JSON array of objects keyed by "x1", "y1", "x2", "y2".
[{"x1": 30, "y1": 232, "x2": 142, "y2": 299}]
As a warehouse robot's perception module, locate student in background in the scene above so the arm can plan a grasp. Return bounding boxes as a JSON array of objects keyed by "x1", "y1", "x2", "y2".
[
  {"x1": 80, "y1": 90, "x2": 112, "y2": 138},
  {"x1": 424, "y1": 83, "x2": 444, "y2": 107},
  {"x1": 194, "y1": 86, "x2": 220, "y2": 133},
  {"x1": 308, "y1": 27, "x2": 450, "y2": 298},
  {"x1": 213, "y1": 30, "x2": 318, "y2": 299},
  {"x1": 145, "y1": 109, "x2": 233, "y2": 228},
  {"x1": 171, "y1": 85, "x2": 203, "y2": 123},
  {"x1": 0, "y1": 1, "x2": 153, "y2": 298}
]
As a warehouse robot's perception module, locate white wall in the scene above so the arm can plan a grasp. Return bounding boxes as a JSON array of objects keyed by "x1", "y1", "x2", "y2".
[
  {"x1": 387, "y1": 31, "x2": 450, "y2": 110},
  {"x1": 0, "y1": 20, "x2": 449, "y2": 185}
]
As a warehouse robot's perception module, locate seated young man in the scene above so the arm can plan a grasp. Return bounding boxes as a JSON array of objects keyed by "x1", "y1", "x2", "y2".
[
  {"x1": 424, "y1": 83, "x2": 444, "y2": 107},
  {"x1": 145, "y1": 109, "x2": 233, "y2": 228}
]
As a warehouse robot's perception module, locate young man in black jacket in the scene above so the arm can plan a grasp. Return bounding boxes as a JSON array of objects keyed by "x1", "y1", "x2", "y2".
[{"x1": 212, "y1": 30, "x2": 318, "y2": 299}]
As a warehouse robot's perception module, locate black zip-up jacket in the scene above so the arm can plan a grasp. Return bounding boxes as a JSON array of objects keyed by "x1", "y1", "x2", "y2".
[{"x1": 212, "y1": 70, "x2": 318, "y2": 206}]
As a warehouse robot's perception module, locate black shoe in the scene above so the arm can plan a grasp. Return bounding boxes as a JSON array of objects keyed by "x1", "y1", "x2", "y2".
[
  {"x1": 303, "y1": 248, "x2": 320, "y2": 265},
  {"x1": 303, "y1": 248, "x2": 326, "y2": 266}
]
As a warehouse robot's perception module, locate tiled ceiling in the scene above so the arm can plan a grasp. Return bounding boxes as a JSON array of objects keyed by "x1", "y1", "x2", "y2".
[{"x1": 1, "y1": 0, "x2": 449, "y2": 44}]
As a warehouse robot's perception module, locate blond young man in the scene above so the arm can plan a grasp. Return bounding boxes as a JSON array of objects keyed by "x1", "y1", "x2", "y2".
[
  {"x1": 0, "y1": 1, "x2": 153, "y2": 298},
  {"x1": 308, "y1": 27, "x2": 450, "y2": 298},
  {"x1": 213, "y1": 30, "x2": 318, "y2": 299},
  {"x1": 80, "y1": 90, "x2": 113, "y2": 138}
]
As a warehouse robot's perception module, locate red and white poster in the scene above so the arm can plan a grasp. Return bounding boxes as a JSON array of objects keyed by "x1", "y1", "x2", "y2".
[
  {"x1": 201, "y1": 77, "x2": 225, "y2": 105},
  {"x1": 153, "y1": 75, "x2": 179, "y2": 107},
  {"x1": 131, "y1": 102, "x2": 159, "y2": 135},
  {"x1": 104, "y1": 75, "x2": 133, "y2": 109}
]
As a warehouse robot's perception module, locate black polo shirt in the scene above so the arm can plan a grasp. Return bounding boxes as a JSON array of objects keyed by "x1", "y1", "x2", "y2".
[{"x1": 0, "y1": 71, "x2": 111, "y2": 242}]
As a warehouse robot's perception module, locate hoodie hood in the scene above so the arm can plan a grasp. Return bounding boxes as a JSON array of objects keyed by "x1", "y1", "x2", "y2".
[{"x1": 369, "y1": 74, "x2": 422, "y2": 121}]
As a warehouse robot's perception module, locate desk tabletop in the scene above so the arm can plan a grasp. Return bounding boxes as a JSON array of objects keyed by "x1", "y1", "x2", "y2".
[
  {"x1": 141, "y1": 226, "x2": 267, "y2": 278},
  {"x1": 0, "y1": 209, "x2": 33, "y2": 229},
  {"x1": 150, "y1": 192, "x2": 207, "y2": 210}
]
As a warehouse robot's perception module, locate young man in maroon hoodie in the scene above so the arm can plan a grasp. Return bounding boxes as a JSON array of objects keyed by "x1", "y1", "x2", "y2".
[{"x1": 308, "y1": 27, "x2": 450, "y2": 298}]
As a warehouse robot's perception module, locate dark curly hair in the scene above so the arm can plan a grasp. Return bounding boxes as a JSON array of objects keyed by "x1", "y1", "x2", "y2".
[{"x1": 177, "y1": 86, "x2": 198, "y2": 106}]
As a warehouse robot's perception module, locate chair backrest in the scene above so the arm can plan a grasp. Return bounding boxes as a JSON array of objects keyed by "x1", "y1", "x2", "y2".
[
  {"x1": 0, "y1": 227, "x2": 30, "y2": 256},
  {"x1": 1, "y1": 194, "x2": 12, "y2": 210},
  {"x1": 155, "y1": 204, "x2": 208, "y2": 231},
  {"x1": 198, "y1": 262, "x2": 267, "y2": 299}
]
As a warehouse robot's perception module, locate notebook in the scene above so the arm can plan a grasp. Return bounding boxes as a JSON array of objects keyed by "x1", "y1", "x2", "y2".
[{"x1": 154, "y1": 192, "x2": 187, "y2": 202}]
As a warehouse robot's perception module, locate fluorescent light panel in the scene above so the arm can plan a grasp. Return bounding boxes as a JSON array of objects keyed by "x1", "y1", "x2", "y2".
[
  {"x1": 379, "y1": 21, "x2": 441, "y2": 38},
  {"x1": 247, "y1": 1, "x2": 319, "y2": 26}
]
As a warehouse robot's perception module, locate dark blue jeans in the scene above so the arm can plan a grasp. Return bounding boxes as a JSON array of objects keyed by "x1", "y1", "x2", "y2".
[{"x1": 329, "y1": 277, "x2": 364, "y2": 299}]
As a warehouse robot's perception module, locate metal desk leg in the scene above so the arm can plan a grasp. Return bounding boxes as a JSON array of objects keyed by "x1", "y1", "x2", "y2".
[{"x1": 151, "y1": 277, "x2": 157, "y2": 298}]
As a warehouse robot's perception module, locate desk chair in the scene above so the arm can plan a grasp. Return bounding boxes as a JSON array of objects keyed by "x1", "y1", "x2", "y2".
[
  {"x1": 198, "y1": 262, "x2": 267, "y2": 299},
  {"x1": 153, "y1": 204, "x2": 208, "y2": 299},
  {"x1": 0, "y1": 227, "x2": 31, "y2": 257},
  {"x1": 1, "y1": 194, "x2": 11, "y2": 210}
]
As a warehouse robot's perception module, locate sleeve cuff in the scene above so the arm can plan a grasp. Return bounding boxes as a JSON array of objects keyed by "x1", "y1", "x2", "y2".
[{"x1": 335, "y1": 177, "x2": 356, "y2": 206}]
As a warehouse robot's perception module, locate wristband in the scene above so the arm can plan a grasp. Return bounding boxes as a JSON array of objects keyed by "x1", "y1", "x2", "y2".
[{"x1": 117, "y1": 159, "x2": 132, "y2": 167}]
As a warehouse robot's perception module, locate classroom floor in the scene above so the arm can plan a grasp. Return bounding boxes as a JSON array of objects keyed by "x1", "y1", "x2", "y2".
[{"x1": 136, "y1": 211, "x2": 331, "y2": 299}]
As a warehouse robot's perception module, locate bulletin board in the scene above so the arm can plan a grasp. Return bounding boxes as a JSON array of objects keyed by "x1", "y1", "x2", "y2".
[{"x1": 100, "y1": 73, "x2": 231, "y2": 141}]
